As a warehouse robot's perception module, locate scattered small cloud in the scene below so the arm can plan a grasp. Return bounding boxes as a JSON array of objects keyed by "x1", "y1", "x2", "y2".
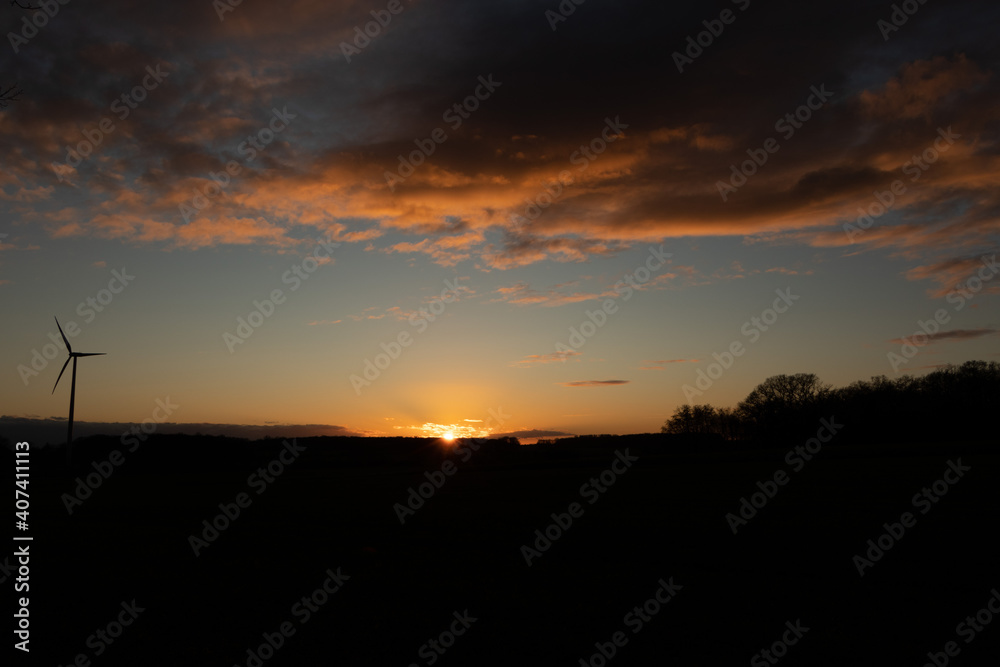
[
  {"x1": 493, "y1": 429, "x2": 574, "y2": 439},
  {"x1": 889, "y1": 328, "x2": 998, "y2": 346},
  {"x1": 492, "y1": 282, "x2": 612, "y2": 307},
  {"x1": 905, "y1": 253, "x2": 1000, "y2": 298},
  {"x1": 558, "y1": 380, "x2": 630, "y2": 387}
]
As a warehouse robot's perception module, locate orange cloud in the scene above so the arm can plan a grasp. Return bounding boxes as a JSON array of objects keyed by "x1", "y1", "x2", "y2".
[
  {"x1": 859, "y1": 54, "x2": 990, "y2": 121},
  {"x1": 889, "y1": 328, "x2": 998, "y2": 346},
  {"x1": 904, "y1": 254, "x2": 1000, "y2": 297},
  {"x1": 559, "y1": 380, "x2": 630, "y2": 387}
]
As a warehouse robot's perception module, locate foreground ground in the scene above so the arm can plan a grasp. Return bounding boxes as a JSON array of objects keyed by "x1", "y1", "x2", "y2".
[{"x1": 12, "y1": 436, "x2": 1000, "y2": 665}]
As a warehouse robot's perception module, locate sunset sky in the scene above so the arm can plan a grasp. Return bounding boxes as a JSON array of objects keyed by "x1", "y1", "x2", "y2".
[{"x1": 1, "y1": 0, "x2": 998, "y2": 440}]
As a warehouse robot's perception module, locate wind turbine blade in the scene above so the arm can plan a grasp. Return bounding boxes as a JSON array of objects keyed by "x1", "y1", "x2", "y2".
[
  {"x1": 54, "y1": 317, "x2": 72, "y2": 354},
  {"x1": 52, "y1": 356, "x2": 71, "y2": 394},
  {"x1": 75, "y1": 352, "x2": 106, "y2": 357}
]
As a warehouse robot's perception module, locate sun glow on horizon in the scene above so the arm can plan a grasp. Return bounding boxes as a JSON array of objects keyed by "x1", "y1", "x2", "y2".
[{"x1": 410, "y1": 421, "x2": 494, "y2": 440}]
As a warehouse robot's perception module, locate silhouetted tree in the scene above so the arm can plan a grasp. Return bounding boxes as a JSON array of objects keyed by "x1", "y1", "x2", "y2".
[
  {"x1": 821, "y1": 361, "x2": 1000, "y2": 442},
  {"x1": 662, "y1": 404, "x2": 743, "y2": 440},
  {"x1": 714, "y1": 406, "x2": 744, "y2": 441},
  {"x1": 665, "y1": 361, "x2": 998, "y2": 446},
  {"x1": 662, "y1": 405, "x2": 695, "y2": 435},
  {"x1": 737, "y1": 373, "x2": 830, "y2": 442}
]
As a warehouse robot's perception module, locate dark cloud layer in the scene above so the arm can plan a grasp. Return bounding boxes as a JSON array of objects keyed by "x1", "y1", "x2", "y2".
[
  {"x1": 2, "y1": 0, "x2": 999, "y2": 292},
  {"x1": 0, "y1": 416, "x2": 364, "y2": 445}
]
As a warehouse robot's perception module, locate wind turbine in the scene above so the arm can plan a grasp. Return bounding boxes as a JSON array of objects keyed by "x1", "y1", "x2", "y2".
[{"x1": 52, "y1": 317, "x2": 105, "y2": 464}]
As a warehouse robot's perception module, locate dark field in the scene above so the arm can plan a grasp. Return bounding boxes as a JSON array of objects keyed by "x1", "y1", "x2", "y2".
[{"x1": 15, "y1": 436, "x2": 1000, "y2": 666}]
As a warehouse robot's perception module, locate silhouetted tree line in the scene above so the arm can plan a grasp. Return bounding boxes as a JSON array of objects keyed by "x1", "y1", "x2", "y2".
[{"x1": 662, "y1": 361, "x2": 999, "y2": 444}]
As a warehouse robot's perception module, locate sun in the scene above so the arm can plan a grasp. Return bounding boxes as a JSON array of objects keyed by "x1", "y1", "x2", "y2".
[{"x1": 442, "y1": 431, "x2": 455, "y2": 442}]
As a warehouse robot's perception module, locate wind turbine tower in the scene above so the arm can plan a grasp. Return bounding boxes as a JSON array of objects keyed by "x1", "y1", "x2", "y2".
[{"x1": 51, "y1": 317, "x2": 106, "y2": 465}]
